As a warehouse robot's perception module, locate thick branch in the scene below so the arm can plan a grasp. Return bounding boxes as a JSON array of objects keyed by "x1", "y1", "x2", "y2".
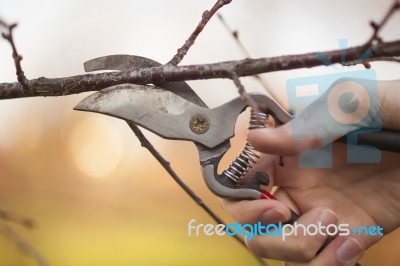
[{"x1": 1, "y1": 40, "x2": 399, "y2": 100}]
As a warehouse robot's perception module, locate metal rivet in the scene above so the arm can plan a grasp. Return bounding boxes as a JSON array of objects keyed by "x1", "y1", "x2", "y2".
[{"x1": 190, "y1": 114, "x2": 210, "y2": 134}]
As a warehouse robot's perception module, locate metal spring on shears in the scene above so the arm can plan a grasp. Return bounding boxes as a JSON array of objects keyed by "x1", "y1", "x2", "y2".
[{"x1": 223, "y1": 111, "x2": 268, "y2": 183}]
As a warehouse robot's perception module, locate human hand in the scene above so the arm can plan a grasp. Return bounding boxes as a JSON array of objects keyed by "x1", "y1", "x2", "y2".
[{"x1": 222, "y1": 80, "x2": 400, "y2": 265}]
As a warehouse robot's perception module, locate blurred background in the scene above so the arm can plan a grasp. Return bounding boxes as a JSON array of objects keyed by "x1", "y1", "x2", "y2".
[{"x1": 0, "y1": 0, "x2": 400, "y2": 265}]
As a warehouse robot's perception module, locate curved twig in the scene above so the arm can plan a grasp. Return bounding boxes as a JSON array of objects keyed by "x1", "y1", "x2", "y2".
[
  {"x1": 168, "y1": 0, "x2": 232, "y2": 66},
  {"x1": 0, "y1": 222, "x2": 49, "y2": 266},
  {"x1": 0, "y1": 19, "x2": 29, "y2": 92}
]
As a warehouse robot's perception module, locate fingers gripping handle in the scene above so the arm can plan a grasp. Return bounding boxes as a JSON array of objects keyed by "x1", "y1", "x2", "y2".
[
  {"x1": 201, "y1": 109, "x2": 273, "y2": 199},
  {"x1": 202, "y1": 163, "x2": 300, "y2": 224},
  {"x1": 259, "y1": 190, "x2": 300, "y2": 224},
  {"x1": 202, "y1": 152, "x2": 353, "y2": 263},
  {"x1": 201, "y1": 108, "x2": 300, "y2": 222},
  {"x1": 202, "y1": 98, "x2": 357, "y2": 264},
  {"x1": 202, "y1": 164, "x2": 270, "y2": 200}
]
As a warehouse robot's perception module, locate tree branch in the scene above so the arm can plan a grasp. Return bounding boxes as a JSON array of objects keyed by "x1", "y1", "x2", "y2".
[
  {"x1": 344, "y1": 56, "x2": 400, "y2": 68},
  {"x1": 0, "y1": 2, "x2": 398, "y2": 266},
  {"x1": 349, "y1": 0, "x2": 400, "y2": 69},
  {"x1": 1, "y1": 40, "x2": 399, "y2": 100},
  {"x1": 130, "y1": 3, "x2": 266, "y2": 264},
  {"x1": 168, "y1": 0, "x2": 232, "y2": 66},
  {"x1": 217, "y1": 13, "x2": 285, "y2": 107},
  {"x1": 127, "y1": 122, "x2": 267, "y2": 266},
  {"x1": 231, "y1": 72, "x2": 260, "y2": 113},
  {"x1": 362, "y1": 0, "x2": 400, "y2": 51},
  {"x1": 0, "y1": 210, "x2": 35, "y2": 229},
  {"x1": 0, "y1": 210, "x2": 46, "y2": 265},
  {"x1": 0, "y1": 19, "x2": 29, "y2": 92}
]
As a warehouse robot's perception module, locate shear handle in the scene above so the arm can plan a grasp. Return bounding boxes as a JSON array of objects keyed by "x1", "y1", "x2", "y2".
[{"x1": 201, "y1": 152, "x2": 300, "y2": 222}]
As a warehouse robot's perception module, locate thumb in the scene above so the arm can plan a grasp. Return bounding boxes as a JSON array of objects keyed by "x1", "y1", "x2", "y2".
[
  {"x1": 248, "y1": 124, "x2": 323, "y2": 156},
  {"x1": 249, "y1": 79, "x2": 381, "y2": 156}
]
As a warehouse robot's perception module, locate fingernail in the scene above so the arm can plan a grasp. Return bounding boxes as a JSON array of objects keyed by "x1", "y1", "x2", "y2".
[
  {"x1": 337, "y1": 237, "x2": 363, "y2": 263},
  {"x1": 317, "y1": 209, "x2": 337, "y2": 226},
  {"x1": 261, "y1": 209, "x2": 287, "y2": 224}
]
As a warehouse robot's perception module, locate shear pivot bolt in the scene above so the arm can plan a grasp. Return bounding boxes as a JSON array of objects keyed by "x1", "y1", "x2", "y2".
[{"x1": 190, "y1": 114, "x2": 210, "y2": 134}]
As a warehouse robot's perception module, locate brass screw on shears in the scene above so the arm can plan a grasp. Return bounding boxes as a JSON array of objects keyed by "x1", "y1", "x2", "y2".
[{"x1": 190, "y1": 114, "x2": 210, "y2": 134}]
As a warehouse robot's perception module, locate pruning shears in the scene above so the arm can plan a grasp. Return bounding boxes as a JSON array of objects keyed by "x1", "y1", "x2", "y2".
[{"x1": 74, "y1": 54, "x2": 400, "y2": 225}]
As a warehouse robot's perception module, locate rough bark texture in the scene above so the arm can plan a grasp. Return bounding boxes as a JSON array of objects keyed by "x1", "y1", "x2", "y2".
[{"x1": 0, "y1": 40, "x2": 399, "y2": 100}]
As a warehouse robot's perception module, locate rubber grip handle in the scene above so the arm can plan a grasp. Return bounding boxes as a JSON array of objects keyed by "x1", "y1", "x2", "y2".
[{"x1": 337, "y1": 129, "x2": 400, "y2": 153}]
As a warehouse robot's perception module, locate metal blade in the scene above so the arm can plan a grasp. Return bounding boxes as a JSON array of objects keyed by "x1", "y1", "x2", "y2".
[
  {"x1": 84, "y1": 54, "x2": 154, "y2": 72},
  {"x1": 84, "y1": 55, "x2": 208, "y2": 108},
  {"x1": 74, "y1": 84, "x2": 245, "y2": 148}
]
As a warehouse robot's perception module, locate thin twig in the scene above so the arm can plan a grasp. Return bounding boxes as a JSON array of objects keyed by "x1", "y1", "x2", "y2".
[
  {"x1": 217, "y1": 13, "x2": 284, "y2": 107},
  {"x1": 339, "y1": 1, "x2": 400, "y2": 69},
  {"x1": 217, "y1": 13, "x2": 250, "y2": 58},
  {"x1": 166, "y1": 3, "x2": 266, "y2": 264},
  {"x1": 231, "y1": 72, "x2": 260, "y2": 113},
  {"x1": 344, "y1": 56, "x2": 400, "y2": 68},
  {"x1": 127, "y1": 122, "x2": 267, "y2": 266},
  {"x1": 0, "y1": 210, "x2": 35, "y2": 229},
  {"x1": 168, "y1": 0, "x2": 232, "y2": 65},
  {"x1": 360, "y1": 0, "x2": 400, "y2": 54},
  {"x1": 0, "y1": 222, "x2": 49, "y2": 266},
  {"x1": 0, "y1": 19, "x2": 8, "y2": 28},
  {"x1": 0, "y1": 19, "x2": 29, "y2": 92}
]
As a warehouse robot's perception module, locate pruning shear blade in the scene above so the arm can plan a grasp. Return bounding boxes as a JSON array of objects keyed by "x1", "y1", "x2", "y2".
[
  {"x1": 83, "y1": 54, "x2": 208, "y2": 108},
  {"x1": 75, "y1": 54, "x2": 295, "y2": 203},
  {"x1": 74, "y1": 83, "x2": 246, "y2": 148}
]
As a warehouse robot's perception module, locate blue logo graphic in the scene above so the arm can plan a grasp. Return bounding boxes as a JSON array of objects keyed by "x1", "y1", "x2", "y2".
[
  {"x1": 286, "y1": 40, "x2": 382, "y2": 168},
  {"x1": 351, "y1": 225, "x2": 383, "y2": 236}
]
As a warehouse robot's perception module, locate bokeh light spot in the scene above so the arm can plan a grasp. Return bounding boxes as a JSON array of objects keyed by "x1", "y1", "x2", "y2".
[{"x1": 69, "y1": 116, "x2": 123, "y2": 178}]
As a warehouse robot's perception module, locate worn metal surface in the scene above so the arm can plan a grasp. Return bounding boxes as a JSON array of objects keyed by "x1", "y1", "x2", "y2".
[
  {"x1": 74, "y1": 83, "x2": 248, "y2": 148},
  {"x1": 76, "y1": 56, "x2": 296, "y2": 200},
  {"x1": 84, "y1": 55, "x2": 208, "y2": 108}
]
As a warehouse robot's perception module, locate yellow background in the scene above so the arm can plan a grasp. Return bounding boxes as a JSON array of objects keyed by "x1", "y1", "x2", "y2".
[{"x1": 1, "y1": 1, "x2": 400, "y2": 265}]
